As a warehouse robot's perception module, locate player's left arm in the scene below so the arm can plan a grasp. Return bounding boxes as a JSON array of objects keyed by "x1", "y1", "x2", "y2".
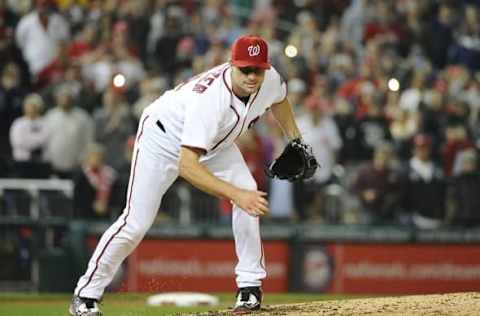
[
  {"x1": 270, "y1": 97, "x2": 302, "y2": 141},
  {"x1": 267, "y1": 97, "x2": 319, "y2": 181}
]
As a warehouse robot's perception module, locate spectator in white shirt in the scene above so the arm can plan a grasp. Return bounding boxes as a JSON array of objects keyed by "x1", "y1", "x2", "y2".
[
  {"x1": 297, "y1": 96, "x2": 343, "y2": 185},
  {"x1": 296, "y1": 95, "x2": 343, "y2": 221},
  {"x1": 9, "y1": 93, "x2": 52, "y2": 178},
  {"x1": 43, "y1": 85, "x2": 93, "y2": 178},
  {"x1": 15, "y1": 0, "x2": 70, "y2": 77},
  {"x1": 9, "y1": 93, "x2": 48, "y2": 162}
]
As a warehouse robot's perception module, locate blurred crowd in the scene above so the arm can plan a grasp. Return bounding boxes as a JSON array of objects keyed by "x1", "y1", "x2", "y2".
[{"x1": 1, "y1": 0, "x2": 480, "y2": 228}]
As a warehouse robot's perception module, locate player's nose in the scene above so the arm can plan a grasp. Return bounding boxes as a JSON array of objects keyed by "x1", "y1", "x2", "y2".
[{"x1": 247, "y1": 72, "x2": 259, "y2": 80}]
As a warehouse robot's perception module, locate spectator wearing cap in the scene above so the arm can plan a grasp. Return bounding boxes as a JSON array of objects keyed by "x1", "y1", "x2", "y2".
[
  {"x1": 400, "y1": 133, "x2": 446, "y2": 229},
  {"x1": 296, "y1": 93, "x2": 342, "y2": 221},
  {"x1": 15, "y1": 0, "x2": 70, "y2": 78},
  {"x1": 449, "y1": 149, "x2": 480, "y2": 227},
  {"x1": 43, "y1": 85, "x2": 93, "y2": 178}
]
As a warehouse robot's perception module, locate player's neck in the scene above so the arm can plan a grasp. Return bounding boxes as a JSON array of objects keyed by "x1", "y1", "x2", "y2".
[{"x1": 238, "y1": 95, "x2": 250, "y2": 105}]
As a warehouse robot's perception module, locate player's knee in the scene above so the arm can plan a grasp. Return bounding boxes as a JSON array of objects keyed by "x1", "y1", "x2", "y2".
[
  {"x1": 123, "y1": 221, "x2": 151, "y2": 242},
  {"x1": 130, "y1": 229, "x2": 148, "y2": 243},
  {"x1": 233, "y1": 212, "x2": 259, "y2": 236}
]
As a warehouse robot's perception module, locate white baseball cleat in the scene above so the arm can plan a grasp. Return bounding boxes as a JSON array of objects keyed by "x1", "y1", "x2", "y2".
[
  {"x1": 234, "y1": 286, "x2": 262, "y2": 313},
  {"x1": 69, "y1": 295, "x2": 102, "y2": 316}
]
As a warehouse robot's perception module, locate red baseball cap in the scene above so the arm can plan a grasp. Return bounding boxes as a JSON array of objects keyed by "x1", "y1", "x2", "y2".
[{"x1": 231, "y1": 35, "x2": 271, "y2": 69}]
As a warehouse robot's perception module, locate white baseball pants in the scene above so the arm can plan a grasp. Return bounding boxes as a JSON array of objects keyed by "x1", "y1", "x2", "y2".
[{"x1": 74, "y1": 113, "x2": 266, "y2": 299}]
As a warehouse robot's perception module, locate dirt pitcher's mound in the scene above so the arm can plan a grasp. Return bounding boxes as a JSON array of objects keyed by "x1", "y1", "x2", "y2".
[{"x1": 187, "y1": 292, "x2": 480, "y2": 316}]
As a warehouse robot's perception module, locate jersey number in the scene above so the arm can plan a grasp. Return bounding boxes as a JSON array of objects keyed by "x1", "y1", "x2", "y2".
[{"x1": 174, "y1": 67, "x2": 224, "y2": 94}]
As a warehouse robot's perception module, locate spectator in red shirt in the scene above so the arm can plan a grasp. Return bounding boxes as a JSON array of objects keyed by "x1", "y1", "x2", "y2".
[
  {"x1": 73, "y1": 143, "x2": 117, "y2": 219},
  {"x1": 353, "y1": 142, "x2": 399, "y2": 224},
  {"x1": 68, "y1": 22, "x2": 97, "y2": 61}
]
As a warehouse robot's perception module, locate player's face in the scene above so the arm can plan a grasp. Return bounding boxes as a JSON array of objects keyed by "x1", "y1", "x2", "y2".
[{"x1": 232, "y1": 66, "x2": 266, "y2": 96}]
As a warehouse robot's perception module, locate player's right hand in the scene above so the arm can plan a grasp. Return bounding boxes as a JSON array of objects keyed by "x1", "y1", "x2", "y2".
[{"x1": 232, "y1": 189, "x2": 269, "y2": 217}]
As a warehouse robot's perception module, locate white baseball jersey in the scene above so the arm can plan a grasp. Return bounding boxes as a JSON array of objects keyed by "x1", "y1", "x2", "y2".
[
  {"x1": 145, "y1": 62, "x2": 287, "y2": 157},
  {"x1": 74, "y1": 62, "x2": 287, "y2": 300}
]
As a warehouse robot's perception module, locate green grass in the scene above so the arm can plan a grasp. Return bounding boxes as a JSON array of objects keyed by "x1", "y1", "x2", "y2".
[{"x1": 0, "y1": 292, "x2": 354, "y2": 316}]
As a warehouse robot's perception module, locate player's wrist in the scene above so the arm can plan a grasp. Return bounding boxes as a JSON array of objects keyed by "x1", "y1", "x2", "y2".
[
  {"x1": 288, "y1": 130, "x2": 302, "y2": 141},
  {"x1": 227, "y1": 186, "x2": 242, "y2": 204},
  {"x1": 289, "y1": 136, "x2": 302, "y2": 144}
]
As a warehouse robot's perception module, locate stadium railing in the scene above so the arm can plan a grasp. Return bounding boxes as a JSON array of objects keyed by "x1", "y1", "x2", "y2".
[{"x1": 0, "y1": 178, "x2": 74, "y2": 291}]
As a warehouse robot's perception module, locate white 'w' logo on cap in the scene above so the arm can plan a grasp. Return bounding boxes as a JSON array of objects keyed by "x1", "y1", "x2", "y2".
[{"x1": 247, "y1": 44, "x2": 260, "y2": 56}]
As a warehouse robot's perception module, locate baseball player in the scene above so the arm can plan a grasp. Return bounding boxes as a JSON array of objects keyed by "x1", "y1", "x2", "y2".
[{"x1": 70, "y1": 35, "x2": 310, "y2": 316}]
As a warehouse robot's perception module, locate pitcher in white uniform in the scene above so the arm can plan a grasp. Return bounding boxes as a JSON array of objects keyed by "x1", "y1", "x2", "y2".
[{"x1": 69, "y1": 35, "x2": 307, "y2": 316}]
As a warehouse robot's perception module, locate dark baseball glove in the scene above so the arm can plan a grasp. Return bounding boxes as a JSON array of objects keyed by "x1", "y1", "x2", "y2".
[{"x1": 265, "y1": 138, "x2": 319, "y2": 182}]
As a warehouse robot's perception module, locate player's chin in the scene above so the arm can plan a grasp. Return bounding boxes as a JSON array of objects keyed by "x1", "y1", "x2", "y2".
[{"x1": 244, "y1": 84, "x2": 259, "y2": 94}]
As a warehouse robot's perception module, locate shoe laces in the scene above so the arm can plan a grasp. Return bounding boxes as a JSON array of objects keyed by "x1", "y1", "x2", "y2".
[
  {"x1": 240, "y1": 291, "x2": 250, "y2": 302},
  {"x1": 81, "y1": 297, "x2": 98, "y2": 309},
  {"x1": 238, "y1": 287, "x2": 261, "y2": 303}
]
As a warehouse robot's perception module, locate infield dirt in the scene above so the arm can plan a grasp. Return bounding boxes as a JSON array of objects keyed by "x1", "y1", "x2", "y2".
[{"x1": 185, "y1": 292, "x2": 480, "y2": 316}]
